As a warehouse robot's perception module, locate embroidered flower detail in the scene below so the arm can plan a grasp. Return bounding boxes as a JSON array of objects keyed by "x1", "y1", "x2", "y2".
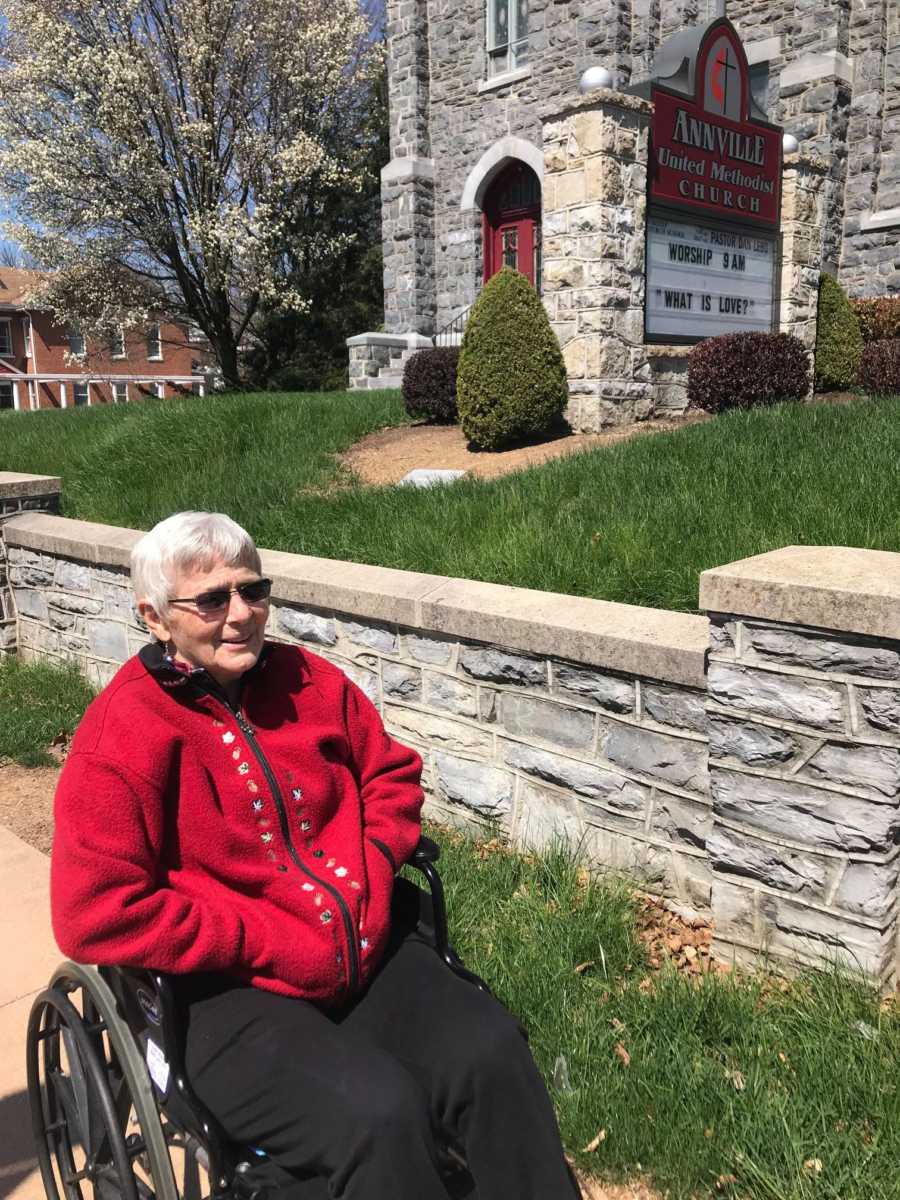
[
  {"x1": 292, "y1": 787, "x2": 303, "y2": 801},
  {"x1": 320, "y1": 910, "x2": 333, "y2": 924},
  {"x1": 335, "y1": 867, "x2": 348, "y2": 878},
  {"x1": 261, "y1": 832, "x2": 274, "y2": 844},
  {"x1": 361, "y1": 938, "x2": 370, "y2": 951},
  {"x1": 232, "y1": 748, "x2": 241, "y2": 761},
  {"x1": 326, "y1": 857, "x2": 336, "y2": 869},
  {"x1": 350, "y1": 880, "x2": 360, "y2": 890},
  {"x1": 313, "y1": 849, "x2": 324, "y2": 859},
  {"x1": 314, "y1": 893, "x2": 323, "y2": 907},
  {"x1": 222, "y1": 731, "x2": 236, "y2": 745},
  {"x1": 247, "y1": 780, "x2": 259, "y2": 794},
  {"x1": 257, "y1": 818, "x2": 271, "y2": 828},
  {"x1": 252, "y1": 799, "x2": 264, "y2": 812},
  {"x1": 238, "y1": 763, "x2": 250, "y2": 775},
  {"x1": 301, "y1": 882, "x2": 314, "y2": 892}
]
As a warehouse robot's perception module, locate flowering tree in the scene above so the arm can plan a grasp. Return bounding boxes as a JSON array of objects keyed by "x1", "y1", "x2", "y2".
[{"x1": 0, "y1": 0, "x2": 380, "y2": 388}]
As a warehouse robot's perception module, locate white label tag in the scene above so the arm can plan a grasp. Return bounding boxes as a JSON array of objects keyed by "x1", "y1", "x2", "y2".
[{"x1": 145, "y1": 1038, "x2": 170, "y2": 1094}]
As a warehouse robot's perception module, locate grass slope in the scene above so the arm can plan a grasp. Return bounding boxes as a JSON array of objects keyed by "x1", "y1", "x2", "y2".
[{"x1": 3, "y1": 392, "x2": 900, "y2": 611}]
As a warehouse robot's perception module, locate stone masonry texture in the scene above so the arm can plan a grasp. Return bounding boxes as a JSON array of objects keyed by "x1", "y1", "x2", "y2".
[
  {"x1": 708, "y1": 612, "x2": 900, "y2": 983},
  {"x1": 2, "y1": 492, "x2": 899, "y2": 988}
]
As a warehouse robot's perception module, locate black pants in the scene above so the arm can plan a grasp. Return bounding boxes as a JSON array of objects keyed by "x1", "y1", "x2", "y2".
[{"x1": 177, "y1": 926, "x2": 579, "y2": 1199}]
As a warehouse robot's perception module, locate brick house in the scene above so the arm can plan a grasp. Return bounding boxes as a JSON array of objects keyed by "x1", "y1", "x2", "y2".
[
  {"x1": 348, "y1": 0, "x2": 899, "y2": 392},
  {"x1": 0, "y1": 269, "x2": 208, "y2": 412}
]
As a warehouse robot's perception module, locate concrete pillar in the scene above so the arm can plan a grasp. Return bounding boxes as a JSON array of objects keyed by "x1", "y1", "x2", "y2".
[
  {"x1": 701, "y1": 547, "x2": 900, "y2": 985},
  {"x1": 59, "y1": 382, "x2": 67, "y2": 408},
  {"x1": 541, "y1": 89, "x2": 657, "y2": 430},
  {"x1": 11, "y1": 381, "x2": 20, "y2": 411},
  {"x1": 381, "y1": 0, "x2": 435, "y2": 336},
  {"x1": 779, "y1": 153, "x2": 828, "y2": 354}
]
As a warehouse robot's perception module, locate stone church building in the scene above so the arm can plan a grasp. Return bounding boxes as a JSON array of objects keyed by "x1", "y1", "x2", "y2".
[{"x1": 349, "y1": 0, "x2": 899, "y2": 418}]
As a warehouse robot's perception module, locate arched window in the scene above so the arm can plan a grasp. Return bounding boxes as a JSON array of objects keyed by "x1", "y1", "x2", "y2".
[{"x1": 482, "y1": 161, "x2": 542, "y2": 290}]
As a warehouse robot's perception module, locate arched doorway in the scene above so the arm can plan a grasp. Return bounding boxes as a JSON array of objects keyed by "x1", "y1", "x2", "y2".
[{"x1": 482, "y1": 161, "x2": 542, "y2": 290}]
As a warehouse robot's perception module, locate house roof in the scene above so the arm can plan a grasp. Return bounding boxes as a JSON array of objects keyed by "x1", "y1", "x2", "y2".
[{"x1": 0, "y1": 267, "x2": 45, "y2": 310}]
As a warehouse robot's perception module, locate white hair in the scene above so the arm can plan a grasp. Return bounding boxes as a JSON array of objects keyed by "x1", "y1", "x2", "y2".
[{"x1": 131, "y1": 511, "x2": 262, "y2": 616}]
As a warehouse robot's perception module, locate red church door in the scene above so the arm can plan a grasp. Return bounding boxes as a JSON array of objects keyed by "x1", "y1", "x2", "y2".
[{"x1": 482, "y1": 161, "x2": 542, "y2": 289}]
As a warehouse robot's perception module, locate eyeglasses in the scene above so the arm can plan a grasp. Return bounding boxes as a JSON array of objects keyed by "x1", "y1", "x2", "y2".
[{"x1": 168, "y1": 578, "x2": 273, "y2": 614}]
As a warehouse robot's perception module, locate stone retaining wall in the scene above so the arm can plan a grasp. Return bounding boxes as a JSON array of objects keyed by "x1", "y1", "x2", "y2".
[
  {"x1": 0, "y1": 473, "x2": 61, "y2": 655},
  {"x1": 1, "y1": 478, "x2": 898, "y2": 986}
]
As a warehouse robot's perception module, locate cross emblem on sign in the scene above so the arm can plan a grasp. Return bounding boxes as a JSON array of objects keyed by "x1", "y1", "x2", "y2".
[{"x1": 711, "y1": 45, "x2": 737, "y2": 112}]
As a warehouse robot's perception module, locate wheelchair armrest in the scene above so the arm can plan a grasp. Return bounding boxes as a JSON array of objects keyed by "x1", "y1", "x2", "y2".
[
  {"x1": 410, "y1": 835, "x2": 440, "y2": 866},
  {"x1": 404, "y1": 836, "x2": 491, "y2": 996}
]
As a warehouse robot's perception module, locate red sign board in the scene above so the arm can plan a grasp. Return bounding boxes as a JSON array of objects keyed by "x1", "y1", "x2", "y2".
[{"x1": 649, "y1": 21, "x2": 782, "y2": 230}]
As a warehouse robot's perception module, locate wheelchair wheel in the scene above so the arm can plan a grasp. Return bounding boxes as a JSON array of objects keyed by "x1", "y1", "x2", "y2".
[{"x1": 27, "y1": 963, "x2": 180, "y2": 1200}]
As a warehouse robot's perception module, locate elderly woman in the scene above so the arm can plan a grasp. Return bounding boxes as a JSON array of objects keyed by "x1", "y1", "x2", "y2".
[{"x1": 51, "y1": 511, "x2": 579, "y2": 1200}]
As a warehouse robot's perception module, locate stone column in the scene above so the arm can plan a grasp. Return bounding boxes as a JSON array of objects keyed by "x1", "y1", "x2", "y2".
[
  {"x1": 0, "y1": 473, "x2": 62, "y2": 655},
  {"x1": 541, "y1": 89, "x2": 654, "y2": 430},
  {"x1": 381, "y1": 0, "x2": 436, "y2": 336},
  {"x1": 701, "y1": 547, "x2": 900, "y2": 985},
  {"x1": 779, "y1": 153, "x2": 828, "y2": 358}
]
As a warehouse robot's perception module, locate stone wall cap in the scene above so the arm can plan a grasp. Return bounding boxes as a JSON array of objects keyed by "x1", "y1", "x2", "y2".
[
  {"x1": 0, "y1": 471, "x2": 62, "y2": 498},
  {"x1": 542, "y1": 88, "x2": 653, "y2": 123},
  {"x1": 645, "y1": 345, "x2": 693, "y2": 359},
  {"x1": 4, "y1": 512, "x2": 141, "y2": 566},
  {"x1": 700, "y1": 545, "x2": 900, "y2": 639},
  {"x1": 345, "y1": 332, "x2": 432, "y2": 349},
  {"x1": 418, "y1": 578, "x2": 707, "y2": 687},
  {"x1": 3, "y1": 513, "x2": 707, "y2": 686}
]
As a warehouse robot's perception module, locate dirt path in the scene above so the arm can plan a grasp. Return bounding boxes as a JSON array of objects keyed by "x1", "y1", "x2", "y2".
[
  {"x1": 0, "y1": 762, "x2": 59, "y2": 854},
  {"x1": 339, "y1": 414, "x2": 709, "y2": 486}
]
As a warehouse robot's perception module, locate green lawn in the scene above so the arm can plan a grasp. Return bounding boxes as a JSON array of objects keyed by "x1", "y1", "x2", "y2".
[
  {"x1": 3, "y1": 390, "x2": 900, "y2": 611},
  {"x1": 435, "y1": 830, "x2": 900, "y2": 1200},
  {"x1": 0, "y1": 656, "x2": 95, "y2": 766}
]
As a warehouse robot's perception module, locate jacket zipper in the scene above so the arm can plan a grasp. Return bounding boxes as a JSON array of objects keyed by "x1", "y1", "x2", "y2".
[{"x1": 210, "y1": 696, "x2": 361, "y2": 993}]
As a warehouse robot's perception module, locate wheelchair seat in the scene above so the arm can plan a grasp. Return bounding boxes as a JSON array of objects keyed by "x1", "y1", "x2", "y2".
[{"x1": 26, "y1": 837, "x2": 487, "y2": 1200}]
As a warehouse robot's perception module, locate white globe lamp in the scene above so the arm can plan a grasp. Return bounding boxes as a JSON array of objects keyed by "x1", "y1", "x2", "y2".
[
  {"x1": 782, "y1": 133, "x2": 800, "y2": 154},
  {"x1": 579, "y1": 66, "x2": 613, "y2": 94}
]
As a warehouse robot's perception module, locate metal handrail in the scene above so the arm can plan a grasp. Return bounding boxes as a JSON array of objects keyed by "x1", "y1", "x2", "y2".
[{"x1": 434, "y1": 304, "x2": 472, "y2": 347}]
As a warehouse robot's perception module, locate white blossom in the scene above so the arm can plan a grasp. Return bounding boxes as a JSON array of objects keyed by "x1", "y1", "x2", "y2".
[{"x1": 0, "y1": 0, "x2": 381, "y2": 385}]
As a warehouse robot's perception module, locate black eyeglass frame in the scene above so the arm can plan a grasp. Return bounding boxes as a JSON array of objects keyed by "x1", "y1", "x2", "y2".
[{"x1": 168, "y1": 578, "x2": 273, "y2": 613}]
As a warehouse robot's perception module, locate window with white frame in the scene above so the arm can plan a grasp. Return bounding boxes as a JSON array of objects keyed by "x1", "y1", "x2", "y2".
[
  {"x1": 487, "y1": 0, "x2": 528, "y2": 77},
  {"x1": 68, "y1": 328, "x2": 86, "y2": 357},
  {"x1": 0, "y1": 320, "x2": 12, "y2": 357},
  {"x1": 110, "y1": 327, "x2": 126, "y2": 358},
  {"x1": 0, "y1": 382, "x2": 13, "y2": 409},
  {"x1": 113, "y1": 381, "x2": 128, "y2": 403},
  {"x1": 22, "y1": 318, "x2": 33, "y2": 358},
  {"x1": 73, "y1": 382, "x2": 89, "y2": 406},
  {"x1": 146, "y1": 324, "x2": 163, "y2": 360}
]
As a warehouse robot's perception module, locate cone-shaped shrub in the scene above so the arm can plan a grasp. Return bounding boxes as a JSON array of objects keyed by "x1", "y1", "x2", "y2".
[
  {"x1": 456, "y1": 268, "x2": 568, "y2": 450},
  {"x1": 814, "y1": 274, "x2": 862, "y2": 391}
]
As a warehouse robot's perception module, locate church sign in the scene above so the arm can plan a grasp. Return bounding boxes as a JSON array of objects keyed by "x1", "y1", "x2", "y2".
[{"x1": 645, "y1": 19, "x2": 782, "y2": 343}]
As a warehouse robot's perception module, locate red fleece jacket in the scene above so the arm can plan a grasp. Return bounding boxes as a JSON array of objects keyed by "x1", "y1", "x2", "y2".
[{"x1": 51, "y1": 642, "x2": 424, "y2": 1003}]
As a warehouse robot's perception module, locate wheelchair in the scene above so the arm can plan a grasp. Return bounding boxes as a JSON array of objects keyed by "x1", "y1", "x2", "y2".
[{"x1": 25, "y1": 837, "x2": 491, "y2": 1200}]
